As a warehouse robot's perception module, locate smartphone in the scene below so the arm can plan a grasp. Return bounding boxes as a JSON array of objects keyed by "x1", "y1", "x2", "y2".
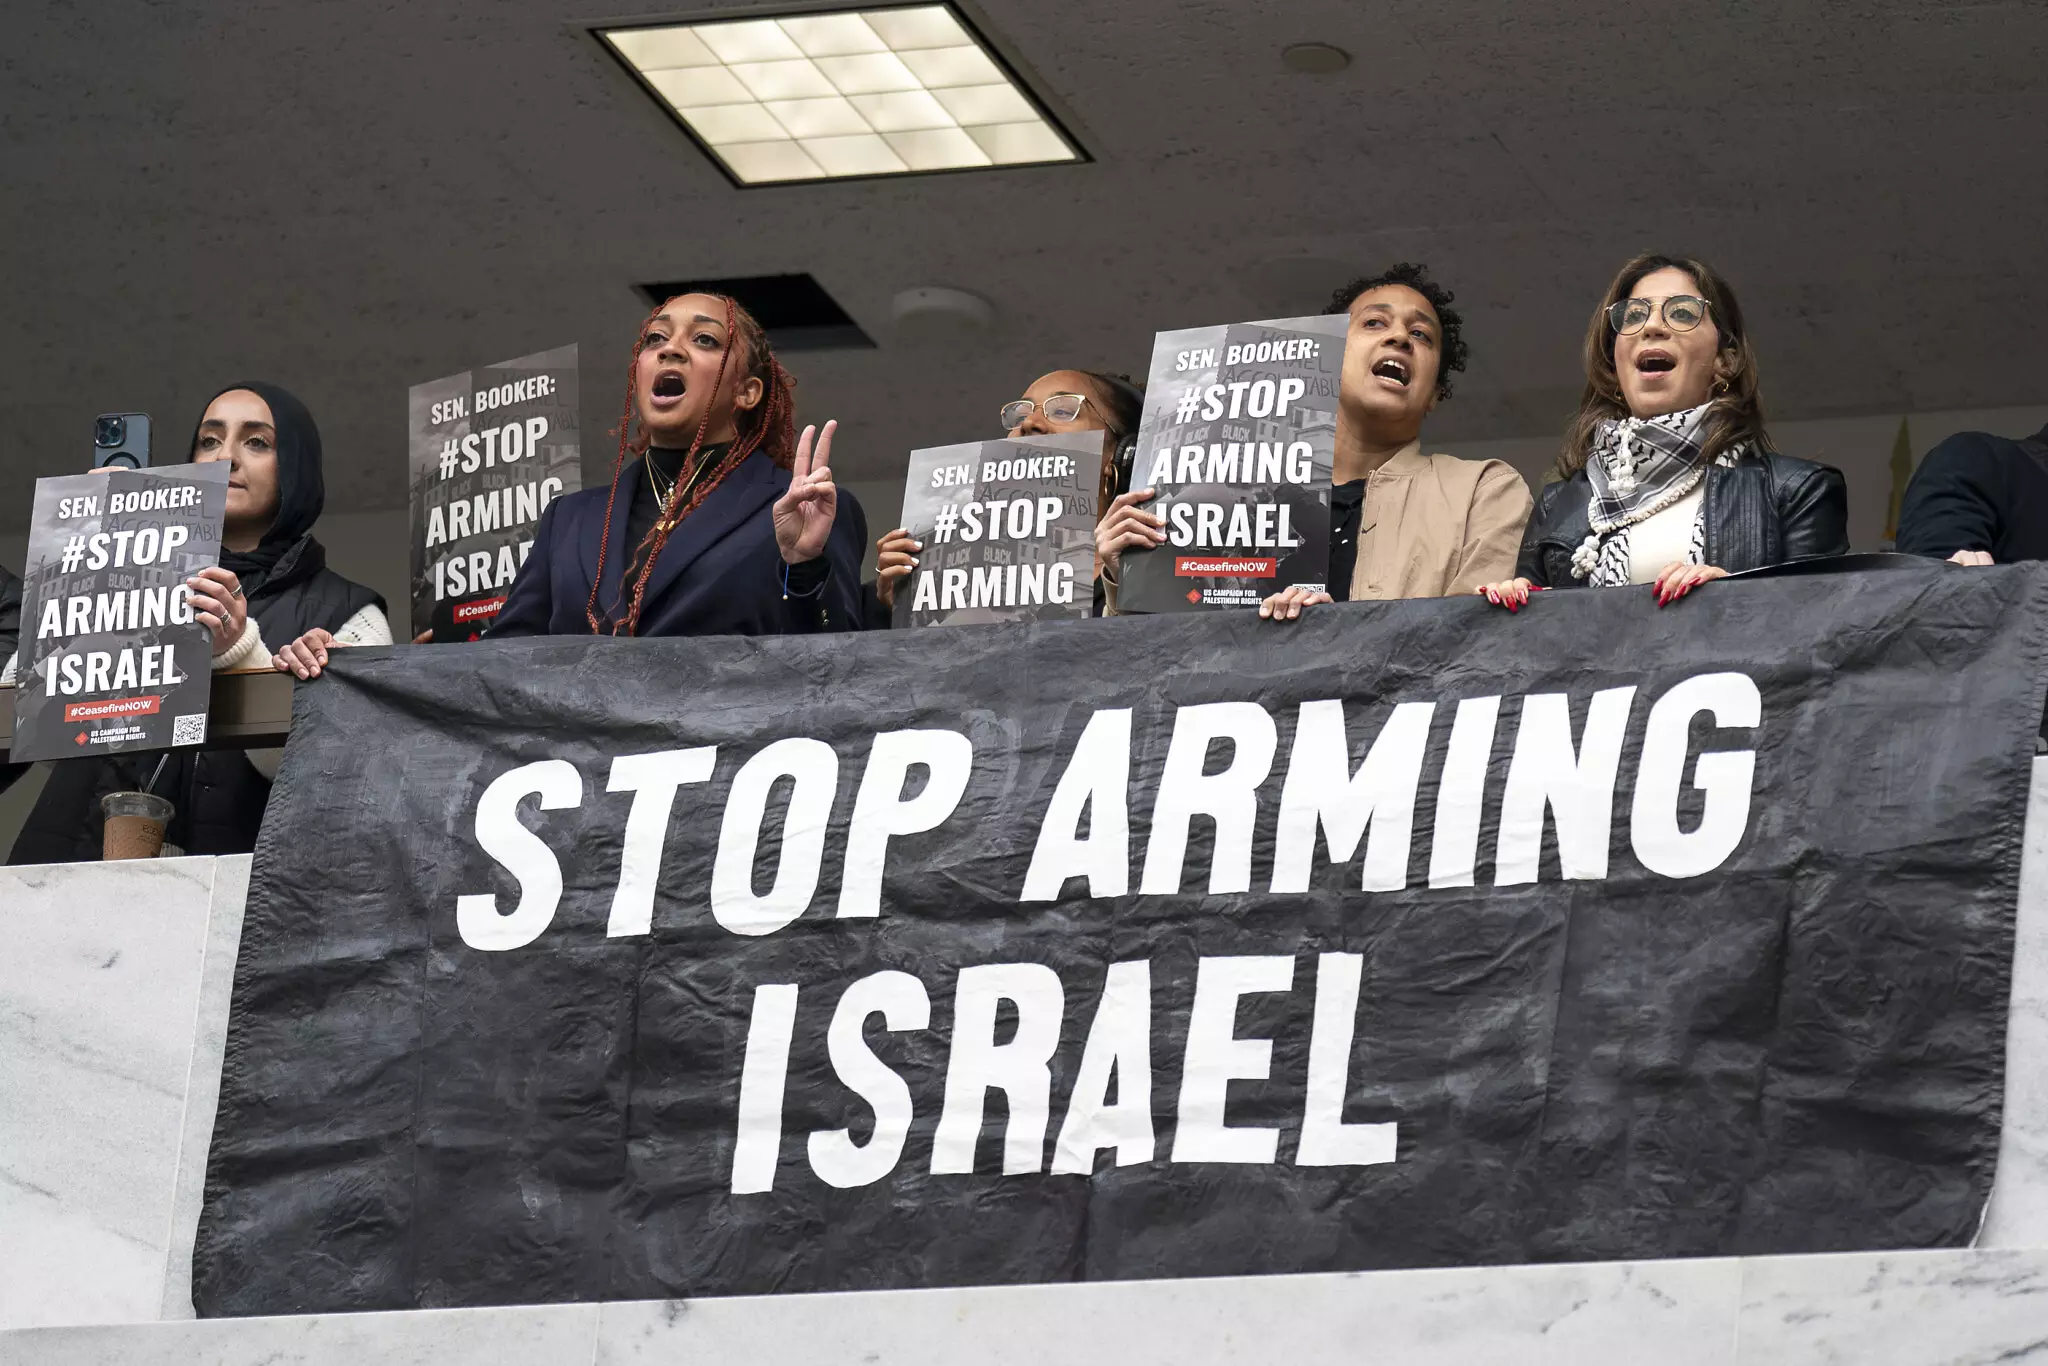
[{"x1": 93, "y1": 412, "x2": 151, "y2": 469}]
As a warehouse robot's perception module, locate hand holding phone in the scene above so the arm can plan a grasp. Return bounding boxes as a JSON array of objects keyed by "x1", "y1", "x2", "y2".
[{"x1": 93, "y1": 412, "x2": 151, "y2": 469}]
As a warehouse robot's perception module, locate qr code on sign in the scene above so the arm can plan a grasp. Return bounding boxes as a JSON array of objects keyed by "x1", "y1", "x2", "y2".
[{"x1": 172, "y1": 713, "x2": 208, "y2": 746}]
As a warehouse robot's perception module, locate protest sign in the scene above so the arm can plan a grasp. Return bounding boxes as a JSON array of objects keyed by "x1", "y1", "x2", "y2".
[
  {"x1": 197, "y1": 564, "x2": 2048, "y2": 1314},
  {"x1": 408, "y1": 344, "x2": 579, "y2": 641},
  {"x1": 9, "y1": 463, "x2": 228, "y2": 762},
  {"x1": 1117, "y1": 315, "x2": 1344, "y2": 613},
  {"x1": 893, "y1": 432, "x2": 1103, "y2": 627}
]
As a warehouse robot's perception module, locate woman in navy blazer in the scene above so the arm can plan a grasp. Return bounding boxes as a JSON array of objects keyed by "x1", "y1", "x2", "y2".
[{"x1": 490, "y1": 292, "x2": 866, "y2": 639}]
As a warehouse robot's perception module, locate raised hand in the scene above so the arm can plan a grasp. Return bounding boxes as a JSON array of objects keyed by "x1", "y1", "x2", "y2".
[{"x1": 774, "y1": 420, "x2": 840, "y2": 564}]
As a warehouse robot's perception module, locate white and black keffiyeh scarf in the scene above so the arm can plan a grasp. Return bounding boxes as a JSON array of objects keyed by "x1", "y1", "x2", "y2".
[{"x1": 1570, "y1": 402, "x2": 1743, "y2": 585}]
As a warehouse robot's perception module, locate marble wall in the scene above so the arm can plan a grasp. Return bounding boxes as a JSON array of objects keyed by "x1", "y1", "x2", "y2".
[
  {"x1": 0, "y1": 854, "x2": 246, "y2": 1331},
  {"x1": 8, "y1": 1247, "x2": 2048, "y2": 1365}
]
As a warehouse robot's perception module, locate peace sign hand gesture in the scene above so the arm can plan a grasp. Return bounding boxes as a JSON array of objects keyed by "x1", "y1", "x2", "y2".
[{"x1": 773, "y1": 420, "x2": 840, "y2": 564}]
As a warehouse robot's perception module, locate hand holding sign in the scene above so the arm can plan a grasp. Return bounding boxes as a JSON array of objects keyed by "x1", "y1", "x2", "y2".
[
  {"x1": 774, "y1": 420, "x2": 839, "y2": 565},
  {"x1": 873, "y1": 526, "x2": 921, "y2": 609},
  {"x1": 1096, "y1": 487, "x2": 1165, "y2": 582},
  {"x1": 184, "y1": 565, "x2": 248, "y2": 656}
]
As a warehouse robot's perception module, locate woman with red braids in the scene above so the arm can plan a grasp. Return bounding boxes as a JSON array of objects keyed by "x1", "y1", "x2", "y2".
[{"x1": 486, "y1": 292, "x2": 866, "y2": 639}]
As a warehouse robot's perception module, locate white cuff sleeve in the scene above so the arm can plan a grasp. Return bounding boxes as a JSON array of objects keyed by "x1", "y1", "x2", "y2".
[
  {"x1": 213, "y1": 615, "x2": 271, "y2": 672},
  {"x1": 332, "y1": 603, "x2": 394, "y2": 648}
]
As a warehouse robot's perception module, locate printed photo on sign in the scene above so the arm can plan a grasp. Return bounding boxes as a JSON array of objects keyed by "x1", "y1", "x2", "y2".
[
  {"x1": 10, "y1": 462, "x2": 228, "y2": 763},
  {"x1": 893, "y1": 432, "x2": 1103, "y2": 628},
  {"x1": 1118, "y1": 314, "x2": 1344, "y2": 613},
  {"x1": 408, "y1": 343, "x2": 580, "y2": 641}
]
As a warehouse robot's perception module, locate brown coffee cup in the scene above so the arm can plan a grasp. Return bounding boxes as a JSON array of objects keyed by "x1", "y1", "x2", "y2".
[{"x1": 101, "y1": 791, "x2": 175, "y2": 861}]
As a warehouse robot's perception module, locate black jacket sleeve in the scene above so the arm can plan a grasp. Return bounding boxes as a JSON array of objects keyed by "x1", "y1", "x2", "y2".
[
  {"x1": 484, "y1": 500, "x2": 560, "y2": 638},
  {"x1": 1514, "y1": 481, "x2": 1575, "y2": 587},
  {"x1": 859, "y1": 580, "x2": 895, "y2": 630},
  {"x1": 1896, "y1": 434, "x2": 2004, "y2": 559},
  {"x1": 0, "y1": 561, "x2": 21, "y2": 794},
  {"x1": 0, "y1": 562, "x2": 21, "y2": 667},
  {"x1": 1779, "y1": 462, "x2": 1850, "y2": 561}
]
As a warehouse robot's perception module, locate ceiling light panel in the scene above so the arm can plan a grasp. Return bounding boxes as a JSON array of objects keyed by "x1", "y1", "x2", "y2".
[{"x1": 601, "y1": 5, "x2": 1080, "y2": 184}]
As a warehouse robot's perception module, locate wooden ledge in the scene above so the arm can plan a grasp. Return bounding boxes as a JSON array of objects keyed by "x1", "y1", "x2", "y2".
[{"x1": 1, "y1": 669, "x2": 295, "y2": 757}]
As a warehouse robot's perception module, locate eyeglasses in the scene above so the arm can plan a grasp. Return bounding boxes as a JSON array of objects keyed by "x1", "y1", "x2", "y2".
[
  {"x1": 1001, "y1": 393, "x2": 1092, "y2": 430},
  {"x1": 1608, "y1": 295, "x2": 1712, "y2": 335}
]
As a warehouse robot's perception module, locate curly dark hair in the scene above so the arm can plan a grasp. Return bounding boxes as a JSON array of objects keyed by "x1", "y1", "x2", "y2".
[{"x1": 1323, "y1": 262, "x2": 1468, "y2": 401}]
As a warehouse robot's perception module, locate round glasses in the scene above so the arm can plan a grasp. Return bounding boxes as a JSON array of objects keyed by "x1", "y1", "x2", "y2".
[
  {"x1": 1001, "y1": 393, "x2": 1091, "y2": 430},
  {"x1": 1608, "y1": 295, "x2": 1712, "y2": 335}
]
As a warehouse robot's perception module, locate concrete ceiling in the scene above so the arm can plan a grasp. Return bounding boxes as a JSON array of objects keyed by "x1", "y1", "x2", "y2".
[{"x1": 5, "y1": 0, "x2": 2045, "y2": 520}]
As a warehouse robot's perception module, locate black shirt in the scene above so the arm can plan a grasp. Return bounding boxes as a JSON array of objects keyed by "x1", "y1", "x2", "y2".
[
  {"x1": 1327, "y1": 479, "x2": 1368, "y2": 601},
  {"x1": 1896, "y1": 424, "x2": 2048, "y2": 563}
]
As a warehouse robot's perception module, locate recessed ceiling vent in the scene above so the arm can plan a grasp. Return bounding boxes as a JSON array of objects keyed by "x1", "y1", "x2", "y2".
[{"x1": 636, "y1": 273, "x2": 875, "y2": 351}]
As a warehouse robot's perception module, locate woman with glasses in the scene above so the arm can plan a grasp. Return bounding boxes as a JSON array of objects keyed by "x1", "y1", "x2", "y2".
[
  {"x1": 1479, "y1": 253, "x2": 1845, "y2": 611},
  {"x1": 866, "y1": 369, "x2": 1141, "y2": 622}
]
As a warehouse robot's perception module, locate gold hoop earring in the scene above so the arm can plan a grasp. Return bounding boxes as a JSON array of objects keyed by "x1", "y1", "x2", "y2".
[{"x1": 1713, "y1": 378, "x2": 1731, "y2": 396}]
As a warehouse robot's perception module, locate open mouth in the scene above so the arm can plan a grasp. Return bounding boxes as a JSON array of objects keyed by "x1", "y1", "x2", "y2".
[
  {"x1": 1371, "y1": 356, "x2": 1410, "y2": 387},
  {"x1": 1635, "y1": 350, "x2": 1676, "y2": 374},
  {"x1": 651, "y1": 370, "x2": 686, "y2": 401}
]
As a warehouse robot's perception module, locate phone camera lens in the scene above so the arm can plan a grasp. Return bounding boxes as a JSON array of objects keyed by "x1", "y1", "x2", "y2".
[{"x1": 95, "y1": 416, "x2": 127, "y2": 448}]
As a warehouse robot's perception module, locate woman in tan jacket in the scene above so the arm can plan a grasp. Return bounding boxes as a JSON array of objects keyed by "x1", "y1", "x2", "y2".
[{"x1": 1097, "y1": 263, "x2": 1531, "y2": 617}]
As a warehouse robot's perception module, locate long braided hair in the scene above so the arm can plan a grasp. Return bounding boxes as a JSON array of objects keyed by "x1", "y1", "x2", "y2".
[{"x1": 584, "y1": 294, "x2": 799, "y2": 635}]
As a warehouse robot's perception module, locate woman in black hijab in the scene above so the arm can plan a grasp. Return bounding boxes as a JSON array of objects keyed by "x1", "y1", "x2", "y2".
[{"x1": 9, "y1": 382, "x2": 387, "y2": 863}]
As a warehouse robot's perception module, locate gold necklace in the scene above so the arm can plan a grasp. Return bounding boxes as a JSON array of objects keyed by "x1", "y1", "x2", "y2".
[
  {"x1": 649, "y1": 448, "x2": 715, "y2": 534},
  {"x1": 646, "y1": 453, "x2": 678, "y2": 505}
]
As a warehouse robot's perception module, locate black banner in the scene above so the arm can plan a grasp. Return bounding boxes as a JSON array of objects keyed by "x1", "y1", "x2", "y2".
[
  {"x1": 198, "y1": 565, "x2": 2048, "y2": 1316},
  {"x1": 10, "y1": 463, "x2": 227, "y2": 762}
]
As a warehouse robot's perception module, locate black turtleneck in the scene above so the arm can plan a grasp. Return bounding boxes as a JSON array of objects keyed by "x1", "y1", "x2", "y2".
[
  {"x1": 624, "y1": 444, "x2": 721, "y2": 583},
  {"x1": 625, "y1": 444, "x2": 829, "y2": 595}
]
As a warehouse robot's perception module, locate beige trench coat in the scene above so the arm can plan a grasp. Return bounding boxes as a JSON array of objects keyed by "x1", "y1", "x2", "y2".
[{"x1": 1343, "y1": 442, "x2": 1533, "y2": 601}]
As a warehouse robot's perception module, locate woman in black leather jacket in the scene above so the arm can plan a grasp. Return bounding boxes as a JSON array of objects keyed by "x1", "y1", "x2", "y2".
[{"x1": 1480, "y1": 254, "x2": 1846, "y2": 611}]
